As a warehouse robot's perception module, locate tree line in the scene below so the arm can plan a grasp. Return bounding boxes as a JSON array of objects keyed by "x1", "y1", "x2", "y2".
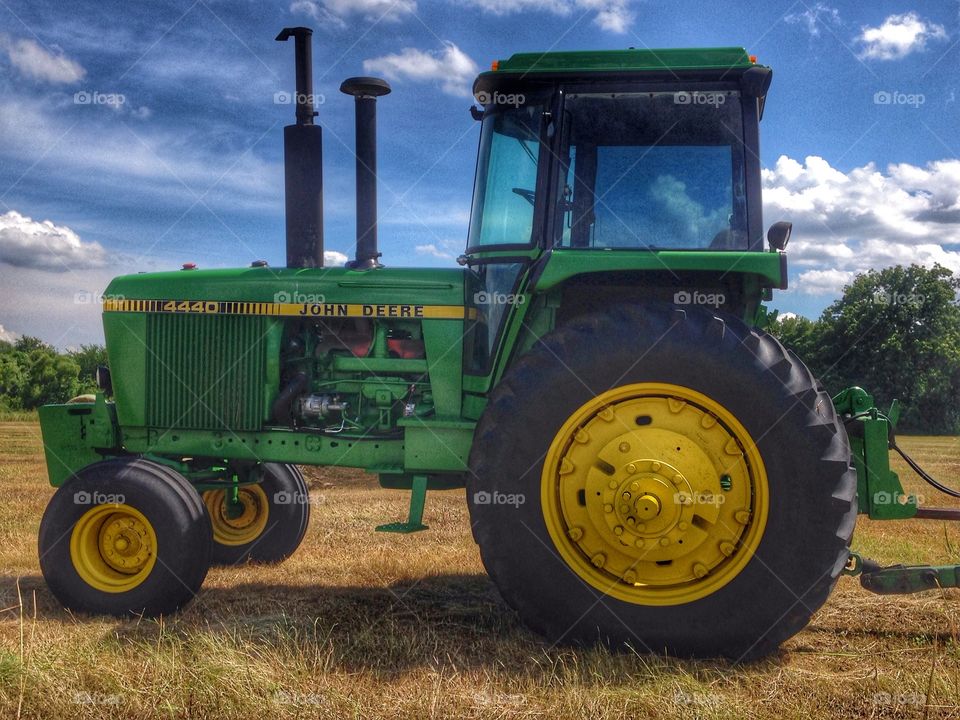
[
  {"x1": 0, "y1": 338, "x2": 105, "y2": 411},
  {"x1": 0, "y1": 263, "x2": 957, "y2": 433},
  {"x1": 768, "y1": 264, "x2": 960, "y2": 435}
]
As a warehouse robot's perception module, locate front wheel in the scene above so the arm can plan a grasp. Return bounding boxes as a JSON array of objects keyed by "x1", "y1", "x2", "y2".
[
  {"x1": 39, "y1": 458, "x2": 211, "y2": 617},
  {"x1": 468, "y1": 303, "x2": 856, "y2": 659},
  {"x1": 202, "y1": 463, "x2": 310, "y2": 565}
]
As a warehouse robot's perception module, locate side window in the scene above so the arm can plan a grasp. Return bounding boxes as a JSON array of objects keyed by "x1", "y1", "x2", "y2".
[{"x1": 465, "y1": 263, "x2": 525, "y2": 373}]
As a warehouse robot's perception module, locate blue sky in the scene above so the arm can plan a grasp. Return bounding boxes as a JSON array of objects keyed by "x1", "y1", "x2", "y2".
[{"x1": 0, "y1": 0, "x2": 958, "y2": 346}]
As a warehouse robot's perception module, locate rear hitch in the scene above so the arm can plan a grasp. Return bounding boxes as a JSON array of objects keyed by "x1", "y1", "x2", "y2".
[{"x1": 846, "y1": 553, "x2": 960, "y2": 595}]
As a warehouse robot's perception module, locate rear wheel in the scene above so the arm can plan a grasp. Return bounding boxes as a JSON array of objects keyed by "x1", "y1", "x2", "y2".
[
  {"x1": 468, "y1": 302, "x2": 856, "y2": 659},
  {"x1": 39, "y1": 458, "x2": 211, "y2": 617},
  {"x1": 202, "y1": 463, "x2": 310, "y2": 565}
]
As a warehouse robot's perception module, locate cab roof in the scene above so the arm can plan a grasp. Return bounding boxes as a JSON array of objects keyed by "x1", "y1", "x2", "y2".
[{"x1": 485, "y1": 47, "x2": 756, "y2": 75}]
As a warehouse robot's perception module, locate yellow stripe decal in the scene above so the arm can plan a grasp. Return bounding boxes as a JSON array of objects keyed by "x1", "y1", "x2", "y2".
[{"x1": 102, "y1": 298, "x2": 468, "y2": 320}]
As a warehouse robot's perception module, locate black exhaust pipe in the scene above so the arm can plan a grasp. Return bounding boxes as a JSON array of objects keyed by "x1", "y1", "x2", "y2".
[
  {"x1": 340, "y1": 77, "x2": 391, "y2": 270},
  {"x1": 276, "y1": 27, "x2": 324, "y2": 268}
]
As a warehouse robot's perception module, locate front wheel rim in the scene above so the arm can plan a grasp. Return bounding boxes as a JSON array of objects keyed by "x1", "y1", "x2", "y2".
[
  {"x1": 541, "y1": 382, "x2": 769, "y2": 606},
  {"x1": 70, "y1": 504, "x2": 158, "y2": 593},
  {"x1": 203, "y1": 486, "x2": 270, "y2": 546}
]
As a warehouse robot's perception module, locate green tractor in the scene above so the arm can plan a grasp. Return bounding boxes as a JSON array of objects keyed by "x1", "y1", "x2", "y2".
[{"x1": 36, "y1": 28, "x2": 956, "y2": 659}]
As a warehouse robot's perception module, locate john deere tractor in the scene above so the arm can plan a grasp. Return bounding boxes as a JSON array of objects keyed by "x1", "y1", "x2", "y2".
[{"x1": 36, "y1": 28, "x2": 959, "y2": 659}]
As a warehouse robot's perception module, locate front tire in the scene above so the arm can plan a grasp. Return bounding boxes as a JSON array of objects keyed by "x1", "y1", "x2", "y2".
[
  {"x1": 39, "y1": 458, "x2": 211, "y2": 617},
  {"x1": 202, "y1": 463, "x2": 311, "y2": 565},
  {"x1": 468, "y1": 303, "x2": 856, "y2": 659}
]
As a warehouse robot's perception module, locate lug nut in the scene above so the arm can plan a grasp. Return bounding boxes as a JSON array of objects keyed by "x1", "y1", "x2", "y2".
[
  {"x1": 626, "y1": 463, "x2": 637, "y2": 474},
  {"x1": 659, "y1": 537, "x2": 670, "y2": 546},
  {"x1": 568, "y1": 527, "x2": 584, "y2": 541},
  {"x1": 591, "y1": 553, "x2": 606, "y2": 568},
  {"x1": 614, "y1": 526, "x2": 624, "y2": 536},
  {"x1": 720, "y1": 541, "x2": 736, "y2": 557},
  {"x1": 693, "y1": 563, "x2": 708, "y2": 578},
  {"x1": 624, "y1": 570, "x2": 637, "y2": 584},
  {"x1": 651, "y1": 461, "x2": 662, "y2": 472},
  {"x1": 735, "y1": 510, "x2": 751, "y2": 525},
  {"x1": 619, "y1": 442, "x2": 631, "y2": 453},
  {"x1": 672, "y1": 474, "x2": 684, "y2": 485},
  {"x1": 604, "y1": 504, "x2": 614, "y2": 513}
]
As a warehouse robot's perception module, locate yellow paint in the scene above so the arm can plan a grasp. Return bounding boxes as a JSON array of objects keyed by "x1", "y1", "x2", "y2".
[
  {"x1": 70, "y1": 504, "x2": 157, "y2": 593},
  {"x1": 541, "y1": 382, "x2": 769, "y2": 606}
]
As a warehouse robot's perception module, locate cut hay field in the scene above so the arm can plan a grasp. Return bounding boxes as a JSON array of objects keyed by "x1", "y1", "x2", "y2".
[{"x1": 0, "y1": 420, "x2": 959, "y2": 719}]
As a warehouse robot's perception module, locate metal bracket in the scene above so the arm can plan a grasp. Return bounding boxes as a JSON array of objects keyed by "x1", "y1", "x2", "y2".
[
  {"x1": 832, "y1": 387, "x2": 917, "y2": 519},
  {"x1": 376, "y1": 474, "x2": 428, "y2": 533},
  {"x1": 859, "y1": 559, "x2": 959, "y2": 595}
]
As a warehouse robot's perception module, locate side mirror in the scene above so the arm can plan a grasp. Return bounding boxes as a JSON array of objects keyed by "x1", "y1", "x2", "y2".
[{"x1": 767, "y1": 221, "x2": 792, "y2": 251}]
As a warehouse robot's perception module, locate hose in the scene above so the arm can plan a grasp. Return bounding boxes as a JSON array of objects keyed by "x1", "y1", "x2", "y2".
[{"x1": 843, "y1": 411, "x2": 960, "y2": 499}]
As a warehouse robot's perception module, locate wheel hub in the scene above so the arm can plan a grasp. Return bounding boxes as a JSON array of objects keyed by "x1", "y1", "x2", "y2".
[
  {"x1": 203, "y1": 486, "x2": 270, "y2": 546},
  {"x1": 69, "y1": 504, "x2": 158, "y2": 593},
  {"x1": 542, "y1": 383, "x2": 769, "y2": 606}
]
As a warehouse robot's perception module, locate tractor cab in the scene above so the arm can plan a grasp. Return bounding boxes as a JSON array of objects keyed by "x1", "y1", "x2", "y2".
[{"x1": 462, "y1": 49, "x2": 781, "y2": 378}]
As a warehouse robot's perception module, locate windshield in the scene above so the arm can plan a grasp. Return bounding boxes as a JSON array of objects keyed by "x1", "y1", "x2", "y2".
[
  {"x1": 555, "y1": 91, "x2": 747, "y2": 250},
  {"x1": 467, "y1": 102, "x2": 545, "y2": 248}
]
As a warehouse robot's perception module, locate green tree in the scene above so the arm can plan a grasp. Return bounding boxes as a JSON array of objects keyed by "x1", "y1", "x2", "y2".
[
  {"x1": 0, "y1": 353, "x2": 25, "y2": 409},
  {"x1": 816, "y1": 264, "x2": 960, "y2": 434},
  {"x1": 14, "y1": 336, "x2": 47, "y2": 353},
  {"x1": 68, "y1": 344, "x2": 108, "y2": 393},
  {"x1": 19, "y1": 349, "x2": 81, "y2": 408}
]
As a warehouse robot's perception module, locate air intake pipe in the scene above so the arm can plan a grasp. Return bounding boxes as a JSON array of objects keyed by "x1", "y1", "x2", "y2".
[
  {"x1": 276, "y1": 27, "x2": 324, "y2": 268},
  {"x1": 340, "y1": 77, "x2": 391, "y2": 270}
]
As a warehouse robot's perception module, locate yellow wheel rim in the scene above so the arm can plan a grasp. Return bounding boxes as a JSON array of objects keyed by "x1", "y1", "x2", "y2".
[
  {"x1": 203, "y1": 486, "x2": 270, "y2": 546},
  {"x1": 541, "y1": 382, "x2": 769, "y2": 606},
  {"x1": 70, "y1": 504, "x2": 157, "y2": 593}
]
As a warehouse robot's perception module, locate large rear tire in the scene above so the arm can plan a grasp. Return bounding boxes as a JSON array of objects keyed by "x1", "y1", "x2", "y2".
[
  {"x1": 468, "y1": 303, "x2": 856, "y2": 659},
  {"x1": 39, "y1": 458, "x2": 211, "y2": 617}
]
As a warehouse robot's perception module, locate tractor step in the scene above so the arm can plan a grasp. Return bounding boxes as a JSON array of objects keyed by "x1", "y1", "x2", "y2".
[
  {"x1": 376, "y1": 474, "x2": 428, "y2": 534},
  {"x1": 851, "y1": 555, "x2": 960, "y2": 595}
]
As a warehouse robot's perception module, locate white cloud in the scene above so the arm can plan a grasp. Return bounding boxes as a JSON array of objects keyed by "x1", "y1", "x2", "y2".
[
  {"x1": 463, "y1": 0, "x2": 634, "y2": 33},
  {"x1": 784, "y1": 3, "x2": 841, "y2": 38},
  {"x1": 363, "y1": 43, "x2": 478, "y2": 97},
  {"x1": 856, "y1": 12, "x2": 948, "y2": 60},
  {"x1": 290, "y1": 0, "x2": 416, "y2": 26},
  {"x1": 0, "y1": 35, "x2": 85, "y2": 84},
  {"x1": 324, "y1": 250, "x2": 349, "y2": 266},
  {"x1": 0, "y1": 324, "x2": 19, "y2": 344},
  {"x1": 0, "y1": 211, "x2": 108, "y2": 272},
  {"x1": 763, "y1": 155, "x2": 960, "y2": 295},
  {"x1": 794, "y1": 268, "x2": 857, "y2": 295},
  {"x1": 415, "y1": 242, "x2": 458, "y2": 260}
]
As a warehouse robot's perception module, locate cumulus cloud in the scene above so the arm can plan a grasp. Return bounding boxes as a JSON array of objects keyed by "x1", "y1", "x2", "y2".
[
  {"x1": 463, "y1": 0, "x2": 634, "y2": 33},
  {"x1": 856, "y1": 12, "x2": 948, "y2": 61},
  {"x1": 363, "y1": 43, "x2": 478, "y2": 97},
  {"x1": 290, "y1": 0, "x2": 416, "y2": 26},
  {"x1": 323, "y1": 250, "x2": 349, "y2": 266},
  {"x1": 414, "y1": 240, "x2": 460, "y2": 260},
  {"x1": 0, "y1": 324, "x2": 19, "y2": 344},
  {"x1": 0, "y1": 35, "x2": 85, "y2": 84},
  {"x1": 0, "y1": 211, "x2": 108, "y2": 272},
  {"x1": 784, "y1": 3, "x2": 841, "y2": 38},
  {"x1": 763, "y1": 155, "x2": 960, "y2": 294}
]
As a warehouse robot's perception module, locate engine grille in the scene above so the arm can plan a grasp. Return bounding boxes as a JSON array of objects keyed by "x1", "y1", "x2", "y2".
[{"x1": 146, "y1": 313, "x2": 266, "y2": 431}]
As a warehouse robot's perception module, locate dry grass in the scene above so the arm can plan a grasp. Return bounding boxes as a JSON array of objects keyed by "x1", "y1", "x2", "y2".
[{"x1": 0, "y1": 420, "x2": 959, "y2": 718}]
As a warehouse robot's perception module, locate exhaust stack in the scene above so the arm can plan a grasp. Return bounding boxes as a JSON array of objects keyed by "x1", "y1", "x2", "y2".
[
  {"x1": 276, "y1": 27, "x2": 324, "y2": 268},
  {"x1": 340, "y1": 77, "x2": 391, "y2": 270}
]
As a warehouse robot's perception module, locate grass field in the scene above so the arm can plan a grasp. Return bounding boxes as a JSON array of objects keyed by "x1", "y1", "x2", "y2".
[{"x1": 0, "y1": 421, "x2": 959, "y2": 719}]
